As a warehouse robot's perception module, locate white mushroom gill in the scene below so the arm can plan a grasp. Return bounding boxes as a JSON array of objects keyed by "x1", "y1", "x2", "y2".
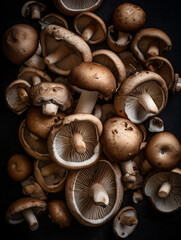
[
  {"x1": 61, "y1": 0, "x2": 99, "y2": 10},
  {"x1": 125, "y1": 81, "x2": 164, "y2": 124}
]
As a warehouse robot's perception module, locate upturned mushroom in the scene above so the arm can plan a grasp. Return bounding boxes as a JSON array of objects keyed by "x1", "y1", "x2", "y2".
[
  {"x1": 74, "y1": 12, "x2": 107, "y2": 45},
  {"x1": 48, "y1": 113, "x2": 103, "y2": 169},
  {"x1": 6, "y1": 197, "x2": 47, "y2": 231},
  {"x1": 65, "y1": 159, "x2": 123, "y2": 226},
  {"x1": 40, "y1": 24, "x2": 92, "y2": 76},
  {"x1": 148, "y1": 116, "x2": 164, "y2": 132},
  {"x1": 21, "y1": 1, "x2": 46, "y2": 19},
  {"x1": 114, "y1": 71, "x2": 168, "y2": 124},
  {"x1": 39, "y1": 13, "x2": 68, "y2": 30}
]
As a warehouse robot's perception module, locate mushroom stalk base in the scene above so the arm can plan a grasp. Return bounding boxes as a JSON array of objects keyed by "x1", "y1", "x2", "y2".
[
  {"x1": 81, "y1": 23, "x2": 96, "y2": 42},
  {"x1": 117, "y1": 31, "x2": 131, "y2": 45},
  {"x1": 146, "y1": 44, "x2": 159, "y2": 58},
  {"x1": 22, "y1": 208, "x2": 39, "y2": 231},
  {"x1": 71, "y1": 133, "x2": 86, "y2": 154},
  {"x1": 89, "y1": 183, "x2": 109, "y2": 207},
  {"x1": 31, "y1": 5, "x2": 41, "y2": 19},
  {"x1": 158, "y1": 181, "x2": 171, "y2": 198},
  {"x1": 18, "y1": 88, "x2": 29, "y2": 104},
  {"x1": 138, "y1": 92, "x2": 158, "y2": 114},
  {"x1": 41, "y1": 162, "x2": 63, "y2": 177},
  {"x1": 42, "y1": 102, "x2": 59, "y2": 116},
  {"x1": 120, "y1": 215, "x2": 138, "y2": 226}
]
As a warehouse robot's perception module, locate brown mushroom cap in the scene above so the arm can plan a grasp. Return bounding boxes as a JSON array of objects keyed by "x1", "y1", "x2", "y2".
[
  {"x1": 65, "y1": 159, "x2": 123, "y2": 226},
  {"x1": 100, "y1": 117, "x2": 143, "y2": 163},
  {"x1": 112, "y1": 3, "x2": 146, "y2": 33},
  {"x1": 74, "y1": 12, "x2": 107, "y2": 45},
  {"x1": 39, "y1": 13, "x2": 69, "y2": 29},
  {"x1": 145, "y1": 132, "x2": 181, "y2": 171},
  {"x1": 7, "y1": 154, "x2": 33, "y2": 182},
  {"x1": 2, "y1": 24, "x2": 38, "y2": 65}
]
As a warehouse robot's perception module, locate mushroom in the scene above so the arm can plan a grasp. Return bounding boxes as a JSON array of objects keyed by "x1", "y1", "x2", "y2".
[
  {"x1": 40, "y1": 24, "x2": 92, "y2": 76},
  {"x1": 114, "y1": 71, "x2": 168, "y2": 124},
  {"x1": 132, "y1": 189, "x2": 143, "y2": 204},
  {"x1": 54, "y1": 0, "x2": 104, "y2": 16},
  {"x1": 21, "y1": 1, "x2": 46, "y2": 19},
  {"x1": 48, "y1": 200, "x2": 72, "y2": 228},
  {"x1": 5, "y1": 79, "x2": 31, "y2": 115},
  {"x1": 68, "y1": 62, "x2": 116, "y2": 114},
  {"x1": 6, "y1": 197, "x2": 47, "y2": 231},
  {"x1": 48, "y1": 113, "x2": 103, "y2": 169},
  {"x1": 148, "y1": 116, "x2": 164, "y2": 132},
  {"x1": 65, "y1": 159, "x2": 123, "y2": 226},
  {"x1": 2, "y1": 24, "x2": 39, "y2": 65},
  {"x1": 143, "y1": 171, "x2": 181, "y2": 213},
  {"x1": 39, "y1": 13, "x2": 69, "y2": 29},
  {"x1": 34, "y1": 159, "x2": 68, "y2": 193},
  {"x1": 113, "y1": 206, "x2": 138, "y2": 238},
  {"x1": 21, "y1": 176, "x2": 47, "y2": 200},
  {"x1": 145, "y1": 132, "x2": 181, "y2": 171},
  {"x1": 7, "y1": 154, "x2": 32, "y2": 182},
  {"x1": 74, "y1": 12, "x2": 107, "y2": 45},
  {"x1": 131, "y1": 28, "x2": 172, "y2": 65},
  {"x1": 171, "y1": 73, "x2": 181, "y2": 94}
]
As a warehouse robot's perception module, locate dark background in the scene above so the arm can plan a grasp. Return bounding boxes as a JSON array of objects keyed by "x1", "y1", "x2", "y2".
[{"x1": 1, "y1": 0, "x2": 181, "y2": 239}]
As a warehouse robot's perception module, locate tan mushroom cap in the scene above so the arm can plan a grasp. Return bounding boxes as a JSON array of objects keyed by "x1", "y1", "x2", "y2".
[
  {"x1": 39, "y1": 13, "x2": 69, "y2": 29},
  {"x1": 131, "y1": 28, "x2": 172, "y2": 65},
  {"x1": 65, "y1": 159, "x2": 123, "y2": 226},
  {"x1": 145, "y1": 132, "x2": 181, "y2": 171},
  {"x1": 54, "y1": 0, "x2": 104, "y2": 16},
  {"x1": 100, "y1": 117, "x2": 143, "y2": 163},
  {"x1": 2, "y1": 24, "x2": 39, "y2": 65},
  {"x1": 112, "y1": 3, "x2": 146, "y2": 33},
  {"x1": 40, "y1": 24, "x2": 92, "y2": 76},
  {"x1": 74, "y1": 12, "x2": 107, "y2": 45},
  {"x1": 21, "y1": 1, "x2": 46, "y2": 19}
]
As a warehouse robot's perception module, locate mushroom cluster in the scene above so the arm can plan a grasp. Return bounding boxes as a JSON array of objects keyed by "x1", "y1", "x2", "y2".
[{"x1": 2, "y1": 0, "x2": 181, "y2": 238}]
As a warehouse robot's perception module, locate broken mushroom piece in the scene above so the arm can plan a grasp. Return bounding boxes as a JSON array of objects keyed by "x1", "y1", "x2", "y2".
[
  {"x1": 40, "y1": 25, "x2": 92, "y2": 76},
  {"x1": 39, "y1": 13, "x2": 68, "y2": 30},
  {"x1": 34, "y1": 160, "x2": 68, "y2": 193},
  {"x1": 131, "y1": 28, "x2": 172, "y2": 65},
  {"x1": 74, "y1": 12, "x2": 107, "y2": 45},
  {"x1": 54, "y1": 0, "x2": 104, "y2": 16},
  {"x1": 148, "y1": 116, "x2": 164, "y2": 132},
  {"x1": 2, "y1": 24, "x2": 39, "y2": 65},
  {"x1": 66, "y1": 159, "x2": 123, "y2": 226},
  {"x1": 114, "y1": 71, "x2": 168, "y2": 124},
  {"x1": 6, "y1": 197, "x2": 47, "y2": 231},
  {"x1": 48, "y1": 113, "x2": 102, "y2": 170},
  {"x1": 21, "y1": 1, "x2": 46, "y2": 19},
  {"x1": 113, "y1": 206, "x2": 138, "y2": 238},
  {"x1": 145, "y1": 132, "x2": 181, "y2": 171},
  {"x1": 144, "y1": 171, "x2": 181, "y2": 213},
  {"x1": 5, "y1": 79, "x2": 31, "y2": 115}
]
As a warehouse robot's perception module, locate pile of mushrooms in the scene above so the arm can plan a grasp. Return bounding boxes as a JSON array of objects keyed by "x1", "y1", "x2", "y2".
[{"x1": 3, "y1": 0, "x2": 181, "y2": 238}]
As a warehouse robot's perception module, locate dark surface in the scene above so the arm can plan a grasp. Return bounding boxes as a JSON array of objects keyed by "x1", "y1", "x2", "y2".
[{"x1": 1, "y1": 0, "x2": 181, "y2": 239}]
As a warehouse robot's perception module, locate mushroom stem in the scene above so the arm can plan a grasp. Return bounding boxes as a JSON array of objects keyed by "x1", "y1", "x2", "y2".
[
  {"x1": 120, "y1": 160, "x2": 136, "y2": 183},
  {"x1": 117, "y1": 31, "x2": 131, "y2": 45},
  {"x1": 74, "y1": 90, "x2": 99, "y2": 114},
  {"x1": 158, "y1": 181, "x2": 171, "y2": 198},
  {"x1": 81, "y1": 23, "x2": 96, "y2": 42},
  {"x1": 147, "y1": 44, "x2": 159, "y2": 58},
  {"x1": 18, "y1": 88, "x2": 29, "y2": 104},
  {"x1": 31, "y1": 5, "x2": 41, "y2": 19},
  {"x1": 132, "y1": 189, "x2": 143, "y2": 204},
  {"x1": 41, "y1": 162, "x2": 65, "y2": 177},
  {"x1": 71, "y1": 133, "x2": 86, "y2": 154},
  {"x1": 89, "y1": 183, "x2": 109, "y2": 207},
  {"x1": 22, "y1": 208, "x2": 39, "y2": 231},
  {"x1": 32, "y1": 75, "x2": 42, "y2": 85},
  {"x1": 137, "y1": 91, "x2": 158, "y2": 114},
  {"x1": 120, "y1": 215, "x2": 138, "y2": 226},
  {"x1": 42, "y1": 102, "x2": 59, "y2": 116},
  {"x1": 44, "y1": 44, "x2": 70, "y2": 65}
]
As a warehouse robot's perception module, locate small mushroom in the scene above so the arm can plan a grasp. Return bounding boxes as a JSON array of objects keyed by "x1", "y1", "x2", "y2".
[
  {"x1": 113, "y1": 206, "x2": 138, "y2": 238},
  {"x1": 6, "y1": 197, "x2": 47, "y2": 231},
  {"x1": 7, "y1": 154, "x2": 32, "y2": 182},
  {"x1": 74, "y1": 12, "x2": 107, "y2": 45},
  {"x1": 132, "y1": 189, "x2": 143, "y2": 204},
  {"x1": 48, "y1": 113, "x2": 103, "y2": 169},
  {"x1": 171, "y1": 73, "x2": 181, "y2": 94},
  {"x1": 143, "y1": 171, "x2": 181, "y2": 213},
  {"x1": 145, "y1": 132, "x2": 181, "y2": 171},
  {"x1": 40, "y1": 25, "x2": 92, "y2": 76},
  {"x1": 2, "y1": 24, "x2": 39, "y2": 65},
  {"x1": 48, "y1": 200, "x2": 72, "y2": 228},
  {"x1": 39, "y1": 13, "x2": 69, "y2": 29},
  {"x1": 114, "y1": 71, "x2": 168, "y2": 124},
  {"x1": 148, "y1": 116, "x2": 164, "y2": 132},
  {"x1": 21, "y1": 1, "x2": 46, "y2": 19},
  {"x1": 65, "y1": 159, "x2": 123, "y2": 226}
]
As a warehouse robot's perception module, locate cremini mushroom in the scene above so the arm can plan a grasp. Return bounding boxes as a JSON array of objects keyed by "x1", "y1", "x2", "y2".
[
  {"x1": 48, "y1": 113, "x2": 103, "y2": 169},
  {"x1": 145, "y1": 132, "x2": 181, "y2": 171},
  {"x1": 2, "y1": 24, "x2": 39, "y2": 65},
  {"x1": 74, "y1": 12, "x2": 107, "y2": 45},
  {"x1": 148, "y1": 116, "x2": 164, "y2": 132},
  {"x1": 6, "y1": 197, "x2": 47, "y2": 231},
  {"x1": 39, "y1": 13, "x2": 69, "y2": 29},
  {"x1": 54, "y1": 0, "x2": 104, "y2": 16},
  {"x1": 48, "y1": 200, "x2": 72, "y2": 228},
  {"x1": 143, "y1": 171, "x2": 181, "y2": 213},
  {"x1": 65, "y1": 159, "x2": 123, "y2": 226},
  {"x1": 21, "y1": 1, "x2": 46, "y2": 19},
  {"x1": 114, "y1": 71, "x2": 168, "y2": 124},
  {"x1": 7, "y1": 154, "x2": 32, "y2": 182},
  {"x1": 40, "y1": 24, "x2": 92, "y2": 76},
  {"x1": 131, "y1": 28, "x2": 172, "y2": 65},
  {"x1": 113, "y1": 206, "x2": 138, "y2": 238}
]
